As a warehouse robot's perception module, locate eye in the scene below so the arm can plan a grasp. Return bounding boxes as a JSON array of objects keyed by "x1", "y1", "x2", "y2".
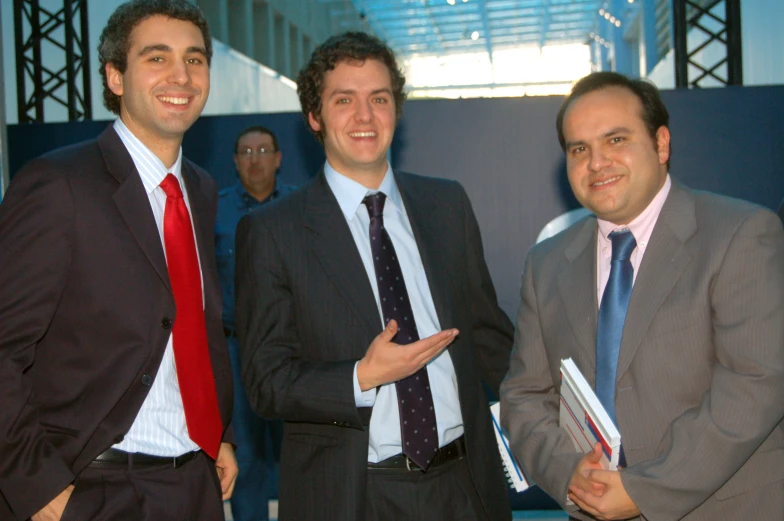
[
  {"x1": 610, "y1": 136, "x2": 625, "y2": 144},
  {"x1": 187, "y1": 57, "x2": 203, "y2": 65},
  {"x1": 336, "y1": 98, "x2": 351, "y2": 105},
  {"x1": 150, "y1": 56, "x2": 164, "y2": 63},
  {"x1": 373, "y1": 96, "x2": 388, "y2": 104},
  {"x1": 570, "y1": 146, "x2": 586, "y2": 155}
]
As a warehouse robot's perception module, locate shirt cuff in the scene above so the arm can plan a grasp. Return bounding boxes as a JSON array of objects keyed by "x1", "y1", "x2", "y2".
[{"x1": 353, "y1": 361, "x2": 377, "y2": 407}]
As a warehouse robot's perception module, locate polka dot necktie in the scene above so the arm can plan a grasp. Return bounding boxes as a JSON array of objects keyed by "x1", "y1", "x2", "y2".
[{"x1": 363, "y1": 193, "x2": 438, "y2": 471}]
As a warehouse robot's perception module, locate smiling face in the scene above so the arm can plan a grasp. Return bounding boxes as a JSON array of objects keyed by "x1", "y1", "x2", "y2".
[
  {"x1": 562, "y1": 86, "x2": 670, "y2": 225},
  {"x1": 106, "y1": 15, "x2": 209, "y2": 157},
  {"x1": 308, "y1": 59, "x2": 396, "y2": 188},
  {"x1": 234, "y1": 131, "x2": 282, "y2": 201}
]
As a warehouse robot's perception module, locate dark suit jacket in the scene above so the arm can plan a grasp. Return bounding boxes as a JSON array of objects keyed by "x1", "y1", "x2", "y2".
[
  {"x1": 0, "y1": 126, "x2": 233, "y2": 521},
  {"x1": 501, "y1": 180, "x2": 784, "y2": 520},
  {"x1": 235, "y1": 171, "x2": 514, "y2": 521}
]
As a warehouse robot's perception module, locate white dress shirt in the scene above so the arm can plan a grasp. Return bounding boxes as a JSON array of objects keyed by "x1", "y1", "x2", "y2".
[
  {"x1": 112, "y1": 118, "x2": 201, "y2": 456},
  {"x1": 323, "y1": 161, "x2": 464, "y2": 463}
]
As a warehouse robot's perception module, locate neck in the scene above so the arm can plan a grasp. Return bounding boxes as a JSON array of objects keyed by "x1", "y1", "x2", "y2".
[
  {"x1": 330, "y1": 162, "x2": 388, "y2": 190},
  {"x1": 244, "y1": 182, "x2": 274, "y2": 202},
  {"x1": 119, "y1": 115, "x2": 182, "y2": 169}
]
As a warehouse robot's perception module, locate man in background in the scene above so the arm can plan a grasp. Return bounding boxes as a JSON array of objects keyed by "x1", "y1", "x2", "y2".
[
  {"x1": 235, "y1": 31, "x2": 514, "y2": 521},
  {"x1": 215, "y1": 125, "x2": 294, "y2": 521},
  {"x1": 501, "y1": 72, "x2": 784, "y2": 520},
  {"x1": 0, "y1": 1, "x2": 236, "y2": 520}
]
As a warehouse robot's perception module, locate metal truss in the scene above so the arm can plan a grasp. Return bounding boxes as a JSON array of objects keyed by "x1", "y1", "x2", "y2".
[
  {"x1": 14, "y1": 0, "x2": 92, "y2": 123},
  {"x1": 672, "y1": 0, "x2": 742, "y2": 88}
]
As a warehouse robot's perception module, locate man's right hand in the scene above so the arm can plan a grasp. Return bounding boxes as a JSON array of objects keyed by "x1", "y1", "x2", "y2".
[
  {"x1": 569, "y1": 442, "x2": 607, "y2": 497},
  {"x1": 31, "y1": 485, "x2": 74, "y2": 521},
  {"x1": 356, "y1": 319, "x2": 458, "y2": 391}
]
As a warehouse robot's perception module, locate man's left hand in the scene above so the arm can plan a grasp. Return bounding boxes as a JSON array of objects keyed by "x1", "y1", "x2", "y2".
[
  {"x1": 215, "y1": 442, "x2": 238, "y2": 500},
  {"x1": 568, "y1": 469, "x2": 641, "y2": 520}
]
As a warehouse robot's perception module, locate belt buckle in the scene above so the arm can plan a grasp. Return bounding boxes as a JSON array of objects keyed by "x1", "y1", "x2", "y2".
[{"x1": 404, "y1": 455, "x2": 422, "y2": 472}]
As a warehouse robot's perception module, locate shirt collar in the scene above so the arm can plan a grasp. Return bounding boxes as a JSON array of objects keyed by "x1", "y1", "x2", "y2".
[
  {"x1": 113, "y1": 118, "x2": 183, "y2": 194},
  {"x1": 597, "y1": 174, "x2": 672, "y2": 242},
  {"x1": 323, "y1": 160, "x2": 402, "y2": 221},
  {"x1": 234, "y1": 180, "x2": 279, "y2": 207}
]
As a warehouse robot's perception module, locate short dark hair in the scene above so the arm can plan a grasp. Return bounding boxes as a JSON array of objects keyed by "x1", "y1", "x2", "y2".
[
  {"x1": 556, "y1": 72, "x2": 671, "y2": 168},
  {"x1": 98, "y1": 0, "x2": 212, "y2": 115},
  {"x1": 234, "y1": 125, "x2": 279, "y2": 154},
  {"x1": 297, "y1": 31, "x2": 407, "y2": 143}
]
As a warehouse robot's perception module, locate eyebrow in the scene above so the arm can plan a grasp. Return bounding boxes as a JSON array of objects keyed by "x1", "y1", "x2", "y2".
[
  {"x1": 327, "y1": 87, "x2": 393, "y2": 99},
  {"x1": 565, "y1": 126, "x2": 634, "y2": 149},
  {"x1": 137, "y1": 44, "x2": 207, "y2": 57}
]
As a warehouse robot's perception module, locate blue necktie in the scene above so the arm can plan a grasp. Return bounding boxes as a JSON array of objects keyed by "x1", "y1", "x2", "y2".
[
  {"x1": 363, "y1": 193, "x2": 438, "y2": 471},
  {"x1": 596, "y1": 229, "x2": 636, "y2": 425}
]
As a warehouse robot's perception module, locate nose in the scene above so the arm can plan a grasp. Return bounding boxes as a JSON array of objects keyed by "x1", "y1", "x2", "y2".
[
  {"x1": 167, "y1": 59, "x2": 192, "y2": 86},
  {"x1": 354, "y1": 99, "x2": 373, "y2": 123},
  {"x1": 588, "y1": 147, "x2": 611, "y2": 172}
]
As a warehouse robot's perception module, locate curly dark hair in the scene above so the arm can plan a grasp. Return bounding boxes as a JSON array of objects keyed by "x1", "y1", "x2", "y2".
[
  {"x1": 556, "y1": 72, "x2": 671, "y2": 168},
  {"x1": 98, "y1": 0, "x2": 212, "y2": 115},
  {"x1": 297, "y1": 31, "x2": 407, "y2": 143}
]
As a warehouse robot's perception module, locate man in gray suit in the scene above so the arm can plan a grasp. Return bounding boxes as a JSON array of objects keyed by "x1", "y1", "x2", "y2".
[
  {"x1": 235, "y1": 32, "x2": 513, "y2": 521},
  {"x1": 501, "y1": 72, "x2": 784, "y2": 520}
]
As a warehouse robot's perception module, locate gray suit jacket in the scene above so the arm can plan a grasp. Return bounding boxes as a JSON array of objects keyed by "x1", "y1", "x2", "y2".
[
  {"x1": 235, "y1": 170, "x2": 514, "y2": 521},
  {"x1": 501, "y1": 180, "x2": 784, "y2": 520}
]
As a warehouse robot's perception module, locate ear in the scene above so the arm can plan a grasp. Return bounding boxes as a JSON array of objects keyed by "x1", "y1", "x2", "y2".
[
  {"x1": 106, "y1": 63, "x2": 124, "y2": 97},
  {"x1": 308, "y1": 111, "x2": 322, "y2": 133},
  {"x1": 273, "y1": 151, "x2": 282, "y2": 170},
  {"x1": 655, "y1": 126, "x2": 670, "y2": 166}
]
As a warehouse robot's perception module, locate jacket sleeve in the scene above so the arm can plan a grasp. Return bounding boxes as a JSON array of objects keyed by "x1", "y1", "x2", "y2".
[
  {"x1": 459, "y1": 185, "x2": 514, "y2": 396},
  {"x1": 234, "y1": 212, "x2": 368, "y2": 429},
  {"x1": 500, "y1": 250, "x2": 583, "y2": 512},
  {"x1": 0, "y1": 160, "x2": 78, "y2": 520}
]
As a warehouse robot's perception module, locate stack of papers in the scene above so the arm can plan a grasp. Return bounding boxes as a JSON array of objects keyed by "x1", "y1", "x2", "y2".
[{"x1": 559, "y1": 358, "x2": 621, "y2": 470}]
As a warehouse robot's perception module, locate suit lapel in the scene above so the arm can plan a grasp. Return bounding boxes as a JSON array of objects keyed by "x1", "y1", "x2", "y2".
[
  {"x1": 100, "y1": 127, "x2": 171, "y2": 291},
  {"x1": 395, "y1": 172, "x2": 454, "y2": 331},
  {"x1": 181, "y1": 162, "x2": 212, "y2": 279},
  {"x1": 557, "y1": 217, "x2": 599, "y2": 370},
  {"x1": 616, "y1": 182, "x2": 696, "y2": 380},
  {"x1": 304, "y1": 173, "x2": 381, "y2": 338}
]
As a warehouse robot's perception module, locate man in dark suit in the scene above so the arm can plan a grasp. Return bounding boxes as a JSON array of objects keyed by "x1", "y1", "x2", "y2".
[
  {"x1": 235, "y1": 32, "x2": 514, "y2": 521},
  {"x1": 501, "y1": 72, "x2": 784, "y2": 520},
  {"x1": 0, "y1": 1, "x2": 236, "y2": 520}
]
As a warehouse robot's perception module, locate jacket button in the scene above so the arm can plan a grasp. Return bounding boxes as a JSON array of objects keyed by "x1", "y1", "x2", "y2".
[
  {"x1": 141, "y1": 374, "x2": 153, "y2": 386},
  {"x1": 114, "y1": 434, "x2": 124, "y2": 444},
  {"x1": 161, "y1": 317, "x2": 172, "y2": 329}
]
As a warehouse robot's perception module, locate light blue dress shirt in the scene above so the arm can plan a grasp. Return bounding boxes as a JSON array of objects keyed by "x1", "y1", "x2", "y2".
[
  {"x1": 324, "y1": 161, "x2": 464, "y2": 463},
  {"x1": 112, "y1": 118, "x2": 200, "y2": 456}
]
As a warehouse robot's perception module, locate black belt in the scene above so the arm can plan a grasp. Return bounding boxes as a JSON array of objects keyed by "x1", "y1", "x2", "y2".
[
  {"x1": 368, "y1": 436, "x2": 465, "y2": 472},
  {"x1": 92, "y1": 448, "x2": 200, "y2": 468},
  {"x1": 223, "y1": 326, "x2": 237, "y2": 338}
]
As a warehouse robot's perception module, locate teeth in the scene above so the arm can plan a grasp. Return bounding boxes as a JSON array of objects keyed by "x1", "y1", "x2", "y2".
[
  {"x1": 349, "y1": 131, "x2": 376, "y2": 138},
  {"x1": 159, "y1": 96, "x2": 189, "y2": 105},
  {"x1": 594, "y1": 176, "x2": 620, "y2": 186}
]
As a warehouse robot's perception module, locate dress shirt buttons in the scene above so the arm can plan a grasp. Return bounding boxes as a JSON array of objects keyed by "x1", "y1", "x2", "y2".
[
  {"x1": 161, "y1": 317, "x2": 173, "y2": 329},
  {"x1": 141, "y1": 374, "x2": 153, "y2": 386}
]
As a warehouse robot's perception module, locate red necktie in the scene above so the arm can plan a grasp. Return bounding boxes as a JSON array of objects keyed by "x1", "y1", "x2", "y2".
[{"x1": 160, "y1": 174, "x2": 222, "y2": 459}]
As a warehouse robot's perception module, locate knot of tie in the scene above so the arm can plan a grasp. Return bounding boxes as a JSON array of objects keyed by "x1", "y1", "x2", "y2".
[
  {"x1": 609, "y1": 229, "x2": 637, "y2": 262},
  {"x1": 160, "y1": 173, "x2": 183, "y2": 199},
  {"x1": 362, "y1": 192, "x2": 386, "y2": 220}
]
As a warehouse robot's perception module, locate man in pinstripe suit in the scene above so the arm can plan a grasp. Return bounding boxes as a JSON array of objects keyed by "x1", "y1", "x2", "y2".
[
  {"x1": 235, "y1": 32, "x2": 514, "y2": 521},
  {"x1": 501, "y1": 72, "x2": 784, "y2": 520}
]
